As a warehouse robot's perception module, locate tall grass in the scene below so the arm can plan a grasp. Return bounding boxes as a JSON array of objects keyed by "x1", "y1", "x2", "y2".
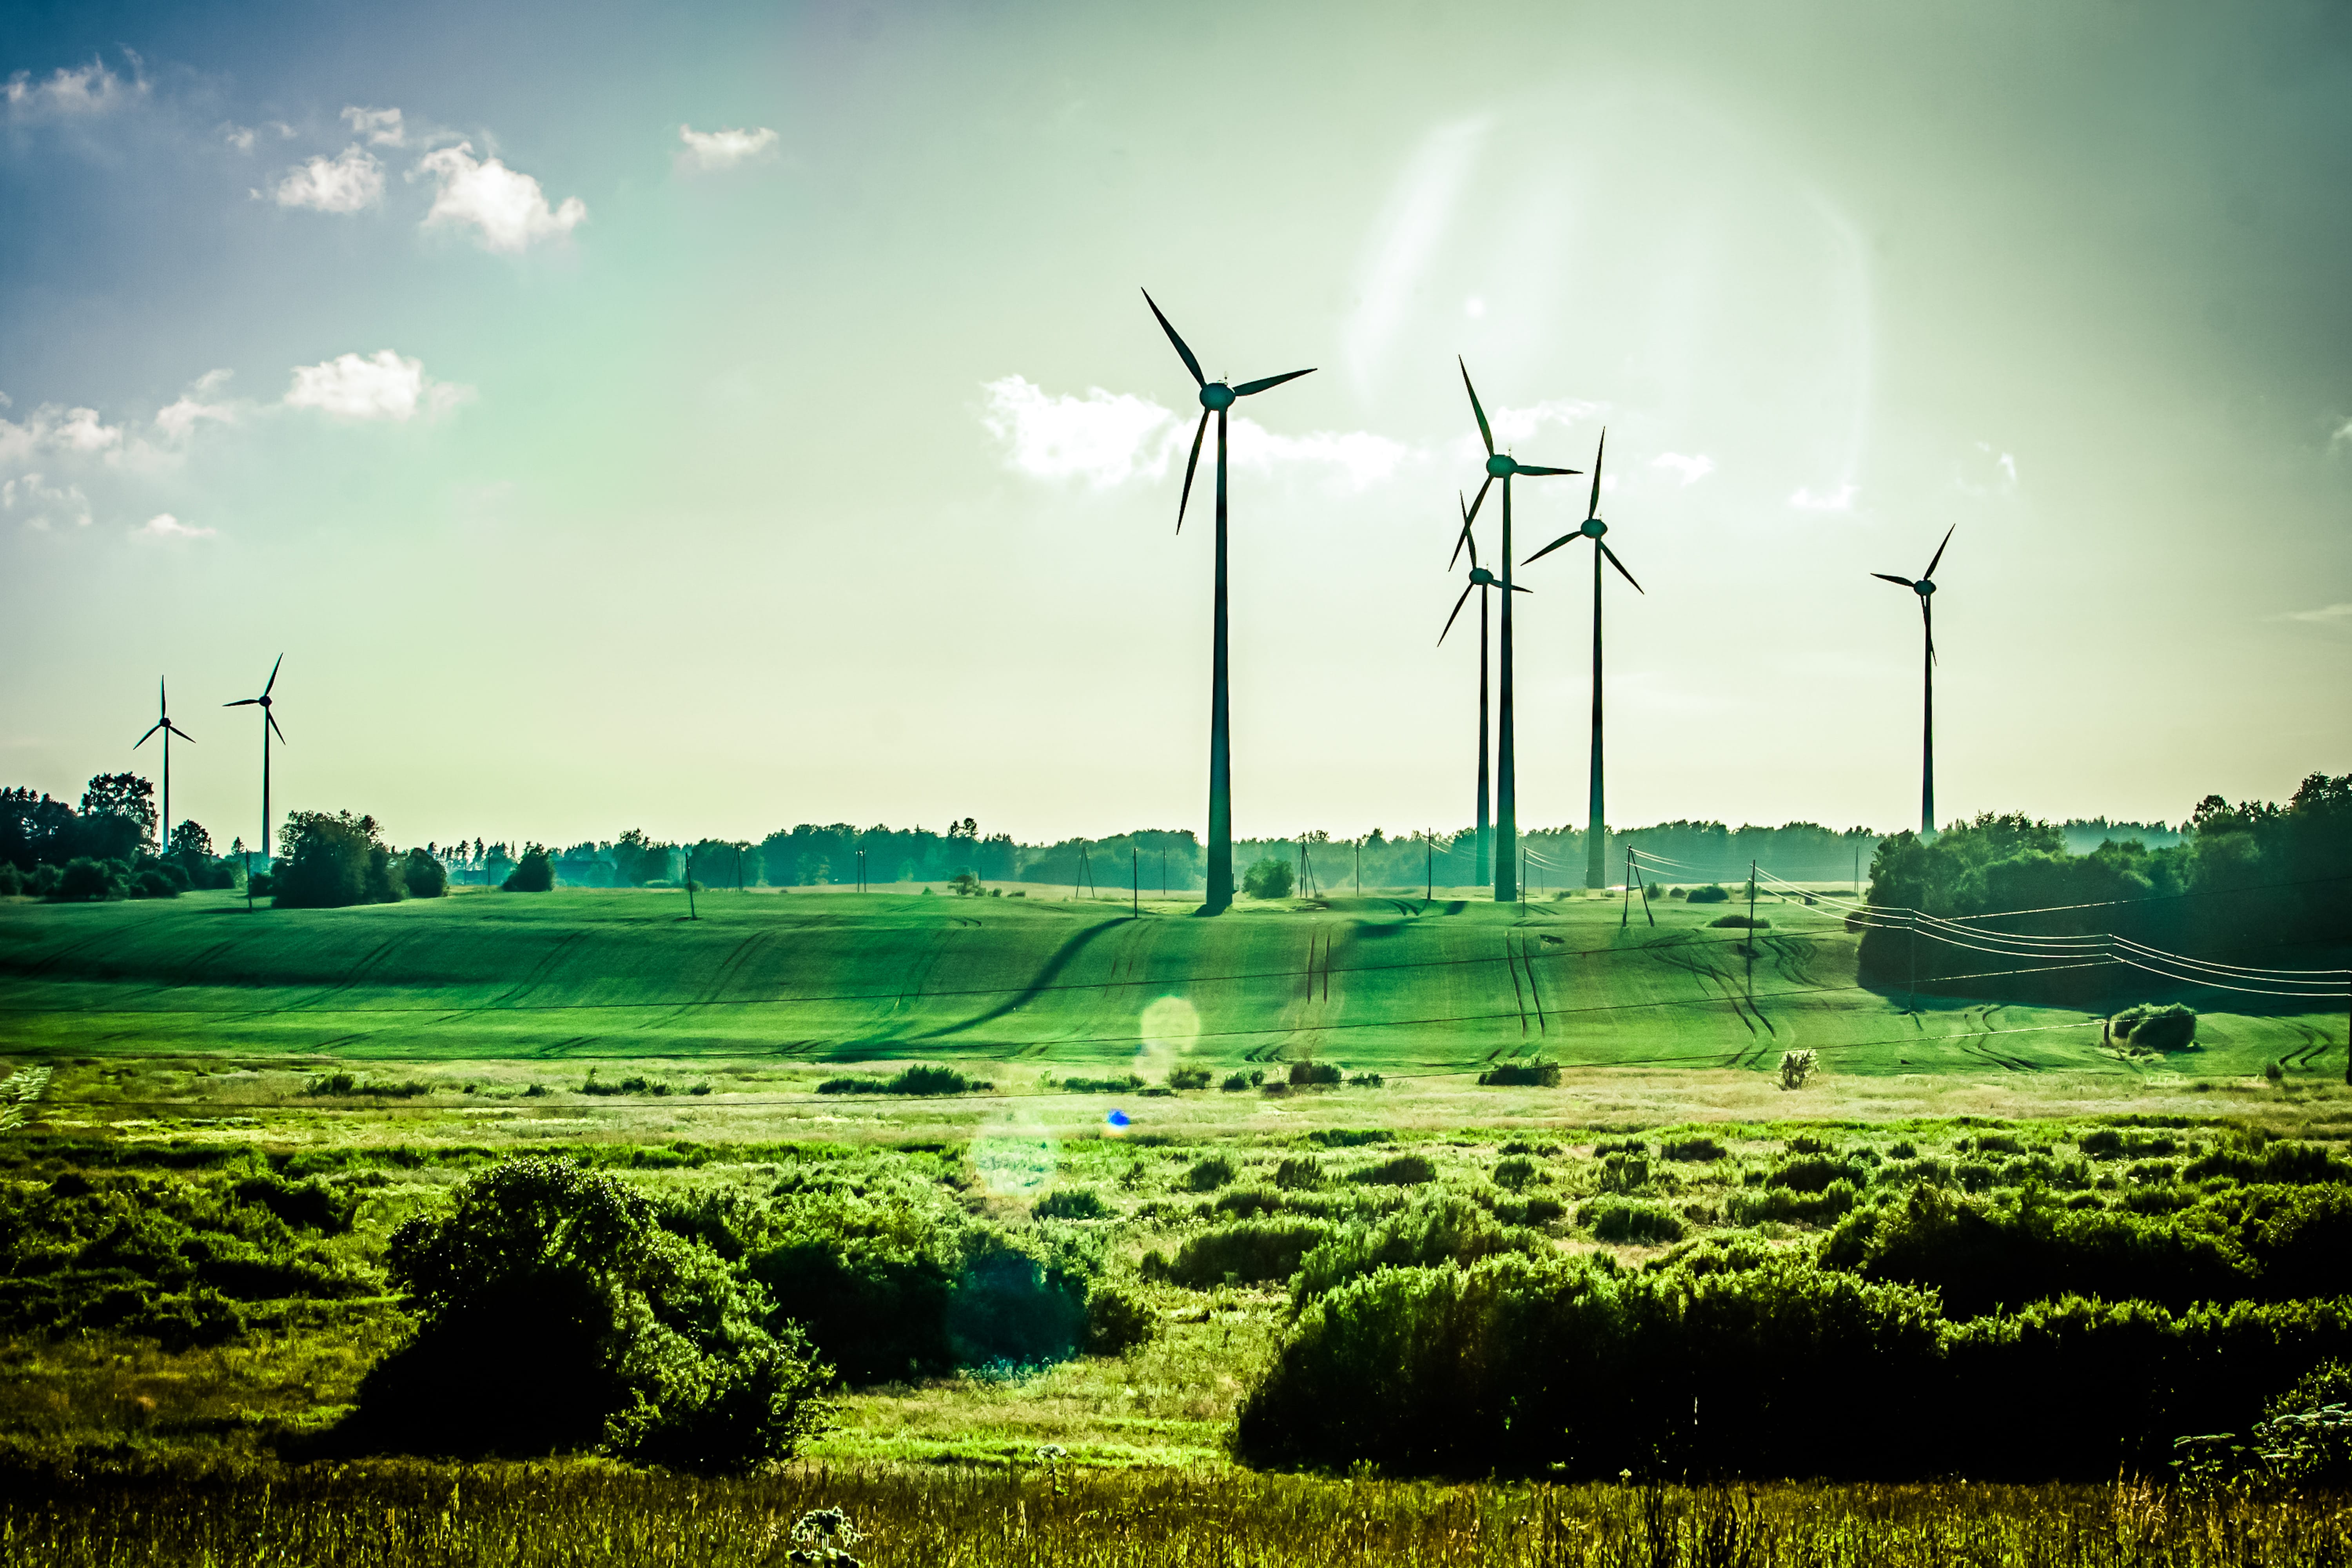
[{"x1": 1, "y1": 1459, "x2": 2347, "y2": 1567}]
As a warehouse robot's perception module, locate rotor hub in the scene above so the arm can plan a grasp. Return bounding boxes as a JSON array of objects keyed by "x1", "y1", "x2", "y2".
[
  {"x1": 1916, "y1": 579, "x2": 1936, "y2": 597},
  {"x1": 1581, "y1": 517, "x2": 1606, "y2": 538},
  {"x1": 1469, "y1": 566, "x2": 1496, "y2": 586},
  {"x1": 1485, "y1": 453, "x2": 1516, "y2": 479},
  {"x1": 1199, "y1": 383, "x2": 1235, "y2": 411}
]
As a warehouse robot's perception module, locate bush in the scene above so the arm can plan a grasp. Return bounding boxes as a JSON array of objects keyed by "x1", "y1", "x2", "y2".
[
  {"x1": 1581, "y1": 1197, "x2": 1686, "y2": 1245},
  {"x1": 2112, "y1": 1003, "x2": 2197, "y2": 1051},
  {"x1": 1143, "y1": 1219, "x2": 1337, "y2": 1288},
  {"x1": 1778, "y1": 1049, "x2": 1818, "y2": 1089},
  {"x1": 130, "y1": 866, "x2": 180, "y2": 898},
  {"x1": 1478, "y1": 1060, "x2": 1561, "y2": 1087},
  {"x1": 1272, "y1": 1156, "x2": 1324, "y2": 1190},
  {"x1": 502, "y1": 846, "x2": 555, "y2": 893},
  {"x1": 1182, "y1": 1155, "x2": 1238, "y2": 1192},
  {"x1": 51, "y1": 857, "x2": 123, "y2": 902},
  {"x1": 1241, "y1": 856, "x2": 1294, "y2": 900},
  {"x1": 1492, "y1": 1156, "x2": 1540, "y2": 1191},
  {"x1": 1293, "y1": 1194, "x2": 1548, "y2": 1303},
  {"x1": 816, "y1": 1065, "x2": 992, "y2": 1097},
  {"x1": 1033, "y1": 1187, "x2": 1111, "y2": 1220},
  {"x1": 1307, "y1": 1129, "x2": 1392, "y2": 1148},
  {"x1": 1662, "y1": 1136, "x2": 1727, "y2": 1162},
  {"x1": 1688, "y1": 884, "x2": 1732, "y2": 903},
  {"x1": 402, "y1": 848, "x2": 448, "y2": 898},
  {"x1": 1165, "y1": 1066, "x2": 1212, "y2": 1090},
  {"x1": 1709, "y1": 913, "x2": 1768, "y2": 928},
  {"x1": 0, "y1": 862, "x2": 20, "y2": 896},
  {"x1": 1725, "y1": 1182, "x2": 1862, "y2": 1227},
  {"x1": 1287, "y1": 1061, "x2": 1343, "y2": 1087},
  {"x1": 1082, "y1": 1279, "x2": 1157, "y2": 1354},
  {"x1": 1220, "y1": 1072, "x2": 1254, "y2": 1091},
  {"x1": 1349, "y1": 1153, "x2": 1437, "y2": 1187},
  {"x1": 351, "y1": 1157, "x2": 829, "y2": 1470}
]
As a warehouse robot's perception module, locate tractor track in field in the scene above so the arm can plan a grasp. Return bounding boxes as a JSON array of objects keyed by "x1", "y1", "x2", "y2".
[
  {"x1": 908, "y1": 920, "x2": 1123, "y2": 1043},
  {"x1": 486, "y1": 931, "x2": 592, "y2": 1007}
]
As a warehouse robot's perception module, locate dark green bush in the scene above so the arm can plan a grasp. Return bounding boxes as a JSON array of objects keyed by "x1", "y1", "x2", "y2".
[
  {"x1": 1242, "y1": 856, "x2": 1294, "y2": 899},
  {"x1": 816, "y1": 1065, "x2": 991, "y2": 1097},
  {"x1": 1306, "y1": 1129, "x2": 1392, "y2": 1148},
  {"x1": 501, "y1": 846, "x2": 555, "y2": 893},
  {"x1": 401, "y1": 848, "x2": 448, "y2": 898},
  {"x1": 2111, "y1": 1003, "x2": 2197, "y2": 1051},
  {"x1": 1477, "y1": 1060, "x2": 1561, "y2": 1087},
  {"x1": 351, "y1": 1157, "x2": 829, "y2": 1470},
  {"x1": 130, "y1": 867, "x2": 179, "y2": 898},
  {"x1": 1725, "y1": 1181, "x2": 1861, "y2": 1227},
  {"x1": 1287, "y1": 1061, "x2": 1343, "y2": 1087},
  {"x1": 1272, "y1": 1157, "x2": 1324, "y2": 1190},
  {"x1": 1708, "y1": 913, "x2": 1768, "y2": 928},
  {"x1": 1143, "y1": 1219, "x2": 1337, "y2": 1288},
  {"x1": 1165, "y1": 1067, "x2": 1212, "y2": 1090},
  {"x1": 1182, "y1": 1155, "x2": 1238, "y2": 1192},
  {"x1": 1768, "y1": 1154, "x2": 1871, "y2": 1192},
  {"x1": 1350, "y1": 1153, "x2": 1437, "y2": 1187},
  {"x1": 1492, "y1": 1156, "x2": 1540, "y2": 1191},
  {"x1": 2183, "y1": 1142, "x2": 2352, "y2": 1185},
  {"x1": 1033, "y1": 1187, "x2": 1111, "y2": 1220},
  {"x1": 275, "y1": 811, "x2": 404, "y2": 908},
  {"x1": 1082, "y1": 1279, "x2": 1157, "y2": 1354},
  {"x1": 1661, "y1": 1136, "x2": 1727, "y2": 1162},
  {"x1": 1212, "y1": 1187, "x2": 1285, "y2": 1220},
  {"x1": 1292, "y1": 1194, "x2": 1546, "y2": 1303},
  {"x1": 51, "y1": 857, "x2": 123, "y2": 902},
  {"x1": 1581, "y1": 1197, "x2": 1686, "y2": 1245},
  {"x1": 1688, "y1": 884, "x2": 1731, "y2": 903}
]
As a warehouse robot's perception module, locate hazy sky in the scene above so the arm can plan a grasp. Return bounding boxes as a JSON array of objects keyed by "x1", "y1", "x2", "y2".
[{"x1": 3, "y1": 0, "x2": 2347, "y2": 853}]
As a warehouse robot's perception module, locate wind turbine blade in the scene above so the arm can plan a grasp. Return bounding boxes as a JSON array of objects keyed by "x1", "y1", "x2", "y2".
[
  {"x1": 1437, "y1": 583, "x2": 1475, "y2": 646},
  {"x1": 160, "y1": 676, "x2": 168, "y2": 716},
  {"x1": 1587, "y1": 428, "x2": 1606, "y2": 519},
  {"x1": 1924, "y1": 523, "x2": 1955, "y2": 580},
  {"x1": 1508, "y1": 581, "x2": 1534, "y2": 594},
  {"x1": 1871, "y1": 573, "x2": 1916, "y2": 588},
  {"x1": 1601, "y1": 541, "x2": 1646, "y2": 595},
  {"x1": 1522, "y1": 531, "x2": 1582, "y2": 567},
  {"x1": 225, "y1": 698, "x2": 259, "y2": 708},
  {"x1": 1463, "y1": 474, "x2": 1493, "y2": 532},
  {"x1": 1233, "y1": 367, "x2": 1314, "y2": 397},
  {"x1": 1141, "y1": 289, "x2": 1205, "y2": 386},
  {"x1": 1450, "y1": 492, "x2": 1480, "y2": 571},
  {"x1": 168, "y1": 721, "x2": 195, "y2": 742},
  {"x1": 267, "y1": 711, "x2": 287, "y2": 743},
  {"x1": 1512, "y1": 464, "x2": 1579, "y2": 477},
  {"x1": 263, "y1": 653, "x2": 283, "y2": 697},
  {"x1": 1458, "y1": 357, "x2": 1494, "y2": 455},
  {"x1": 135, "y1": 722, "x2": 164, "y2": 748},
  {"x1": 1923, "y1": 600, "x2": 1936, "y2": 665},
  {"x1": 1177, "y1": 408, "x2": 1209, "y2": 532}
]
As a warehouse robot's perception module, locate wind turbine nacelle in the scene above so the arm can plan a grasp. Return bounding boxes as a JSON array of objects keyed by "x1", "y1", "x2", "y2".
[
  {"x1": 1485, "y1": 453, "x2": 1517, "y2": 479},
  {"x1": 1199, "y1": 383, "x2": 1236, "y2": 411},
  {"x1": 1469, "y1": 567, "x2": 1497, "y2": 586},
  {"x1": 1581, "y1": 517, "x2": 1607, "y2": 538},
  {"x1": 1915, "y1": 579, "x2": 1936, "y2": 597}
]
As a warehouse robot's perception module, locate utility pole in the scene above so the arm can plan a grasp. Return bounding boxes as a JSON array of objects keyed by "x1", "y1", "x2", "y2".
[
  {"x1": 1354, "y1": 837, "x2": 1361, "y2": 896},
  {"x1": 1425, "y1": 833, "x2": 1433, "y2": 902},
  {"x1": 685, "y1": 847, "x2": 699, "y2": 920},
  {"x1": 1132, "y1": 847, "x2": 1139, "y2": 916},
  {"x1": 1621, "y1": 845, "x2": 1633, "y2": 929},
  {"x1": 1745, "y1": 858, "x2": 1756, "y2": 1004}
]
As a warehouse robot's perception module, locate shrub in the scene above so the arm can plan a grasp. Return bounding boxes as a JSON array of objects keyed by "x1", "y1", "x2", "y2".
[
  {"x1": 1478, "y1": 1060, "x2": 1561, "y2": 1087},
  {"x1": 351, "y1": 1157, "x2": 829, "y2": 1470},
  {"x1": 1032, "y1": 1187, "x2": 1111, "y2": 1220},
  {"x1": 0, "y1": 862, "x2": 20, "y2": 896},
  {"x1": 1143, "y1": 1219, "x2": 1337, "y2": 1288},
  {"x1": 1688, "y1": 884, "x2": 1732, "y2": 903},
  {"x1": 1220, "y1": 1072, "x2": 1253, "y2": 1091},
  {"x1": 1349, "y1": 1153, "x2": 1437, "y2": 1187},
  {"x1": 1778, "y1": 1049, "x2": 1818, "y2": 1089},
  {"x1": 1769, "y1": 1153, "x2": 1870, "y2": 1192},
  {"x1": 1272, "y1": 1156, "x2": 1324, "y2": 1190},
  {"x1": 1082, "y1": 1279, "x2": 1157, "y2": 1354},
  {"x1": 816, "y1": 1065, "x2": 991, "y2": 1097},
  {"x1": 502, "y1": 846, "x2": 555, "y2": 893},
  {"x1": 1709, "y1": 913, "x2": 1769, "y2": 928},
  {"x1": 1293, "y1": 1194, "x2": 1548, "y2": 1303},
  {"x1": 1348, "y1": 1071, "x2": 1385, "y2": 1088},
  {"x1": 2111, "y1": 1002, "x2": 2196, "y2": 1050},
  {"x1": 51, "y1": 857, "x2": 123, "y2": 902},
  {"x1": 1058, "y1": 1073, "x2": 1145, "y2": 1093},
  {"x1": 1726, "y1": 1181, "x2": 1862, "y2": 1227},
  {"x1": 1287, "y1": 1060, "x2": 1342, "y2": 1087},
  {"x1": 402, "y1": 848, "x2": 448, "y2": 898},
  {"x1": 1181, "y1": 1155, "x2": 1238, "y2": 1192},
  {"x1": 1492, "y1": 1156, "x2": 1540, "y2": 1191},
  {"x1": 130, "y1": 866, "x2": 180, "y2": 898},
  {"x1": 1307, "y1": 1129, "x2": 1393, "y2": 1148},
  {"x1": 1165, "y1": 1066, "x2": 1211, "y2": 1090},
  {"x1": 2184, "y1": 1143, "x2": 2352, "y2": 1186},
  {"x1": 1662, "y1": 1136, "x2": 1727, "y2": 1162},
  {"x1": 1581, "y1": 1197, "x2": 1686, "y2": 1245},
  {"x1": 1242, "y1": 856, "x2": 1294, "y2": 899},
  {"x1": 1213, "y1": 1187, "x2": 1285, "y2": 1219}
]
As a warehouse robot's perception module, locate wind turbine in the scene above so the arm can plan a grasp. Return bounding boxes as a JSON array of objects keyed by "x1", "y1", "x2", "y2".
[
  {"x1": 1441, "y1": 491, "x2": 1528, "y2": 889},
  {"x1": 1143, "y1": 289, "x2": 1314, "y2": 913},
  {"x1": 224, "y1": 655, "x2": 287, "y2": 874},
  {"x1": 133, "y1": 679, "x2": 194, "y2": 854},
  {"x1": 1873, "y1": 526, "x2": 1955, "y2": 837},
  {"x1": 1525, "y1": 430, "x2": 1645, "y2": 889},
  {"x1": 1456, "y1": 359, "x2": 1579, "y2": 904}
]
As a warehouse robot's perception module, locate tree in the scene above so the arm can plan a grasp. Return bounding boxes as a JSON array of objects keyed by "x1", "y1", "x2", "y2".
[
  {"x1": 948, "y1": 871, "x2": 982, "y2": 897},
  {"x1": 503, "y1": 844, "x2": 555, "y2": 892},
  {"x1": 168, "y1": 820, "x2": 212, "y2": 858},
  {"x1": 1243, "y1": 856, "x2": 1294, "y2": 900},
  {"x1": 275, "y1": 810, "x2": 404, "y2": 909},
  {"x1": 80, "y1": 773, "x2": 156, "y2": 840},
  {"x1": 403, "y1": 847, "x2": 449, "y2": 898}
]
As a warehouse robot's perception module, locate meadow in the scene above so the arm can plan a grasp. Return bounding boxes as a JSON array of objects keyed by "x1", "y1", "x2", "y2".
[{"x1": 3, "y1": 884, "x2": 2349, "y2": 1562}]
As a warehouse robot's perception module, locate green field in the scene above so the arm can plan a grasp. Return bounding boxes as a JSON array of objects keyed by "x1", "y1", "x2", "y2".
[{"x1": 2, "y1": 884, "x2": 2337, "y2": 1087}]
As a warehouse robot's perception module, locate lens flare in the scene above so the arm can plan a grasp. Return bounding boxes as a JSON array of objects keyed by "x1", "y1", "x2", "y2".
[
  {"x1": 1105, "y1": 1108, "x2": 1132, "y2": 1137},
  {"x1": 1133, "y1": 994, "x2": 1203, "y2": 1079},
  {"x1": 970, "y1": 1112, "x2": 1058, "y2": 1197}
]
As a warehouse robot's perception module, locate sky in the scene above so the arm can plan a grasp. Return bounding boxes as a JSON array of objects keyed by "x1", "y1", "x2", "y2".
[{"x1": 2, "y1": 0, "x2": 2348, "y2": 854}]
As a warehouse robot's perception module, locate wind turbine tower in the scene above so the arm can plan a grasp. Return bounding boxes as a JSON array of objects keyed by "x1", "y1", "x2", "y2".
[
  {"x1": 1143, "y1": 290, "x2": 1314, "y2": 913},
  {"x1": 1442, "y1": 491, "x2": 1528, "y2": 889},
  {"x1": 1872, "y1": 527, "x2": 1955, "y2": 837},
  {"x1": 224, "y1": 655, "x2": 287, "y2": 872},
  {"x1": 134, "y1": 678, "x2": 194, "y2": 853}
]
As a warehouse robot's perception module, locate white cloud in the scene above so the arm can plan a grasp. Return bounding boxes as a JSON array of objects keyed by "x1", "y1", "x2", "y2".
[
  {"x1": 223, "y1": 123, "x2": 256, "y2": 152},
  {"x1": 284, "y1": 350, "x2": 470, "y2": 421},
  {"x1": 1788, "y1": 483, "x2": 1857, "y2": 511},
  {"x1": 1650, "y1": 452, "x2": 1715, "y2": 486},
  {"x1": 981, "y1": 376, "x2": 1176, "y2": 486},
  {"x1": 980, "y1": 375, "x2": 1417, "y2": 492},
  {"x1": 153, "y1": 370, "x2": 238, "y2": 441},
  {"x1": 4, "y1": 57, "x2": 143, "y2": 121},
  {"x1": 2281, "y1": 603, "x2": 2352, "y2": 625},
  {"x1": 1, "y1": 406, "x2": 125, "y2": 461},
  {"x1": 416, "y1": 142, "x2": 586, "y2": 253},
  {"x1": 133, "y1": 514, "x2": 215, "y2": 541},
  {"x1": 2332, "y1": 418, "x2": 2352, "y2": 450},
  {"x1": 678, "y1": 123, "x2": 780, "y2": 170},
  {"x1": 1, "y1": 473, "x2": 92, "y2": 530},
  {"x1": 1488, "y1": 397, "x2": 1600, "y2": 448},
  {"x1": 270, "y1": 146, "x2": 384, "y2": 213},
  {"x1": 341, "y1": 105, "x2": 405, "y2": 146}
]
